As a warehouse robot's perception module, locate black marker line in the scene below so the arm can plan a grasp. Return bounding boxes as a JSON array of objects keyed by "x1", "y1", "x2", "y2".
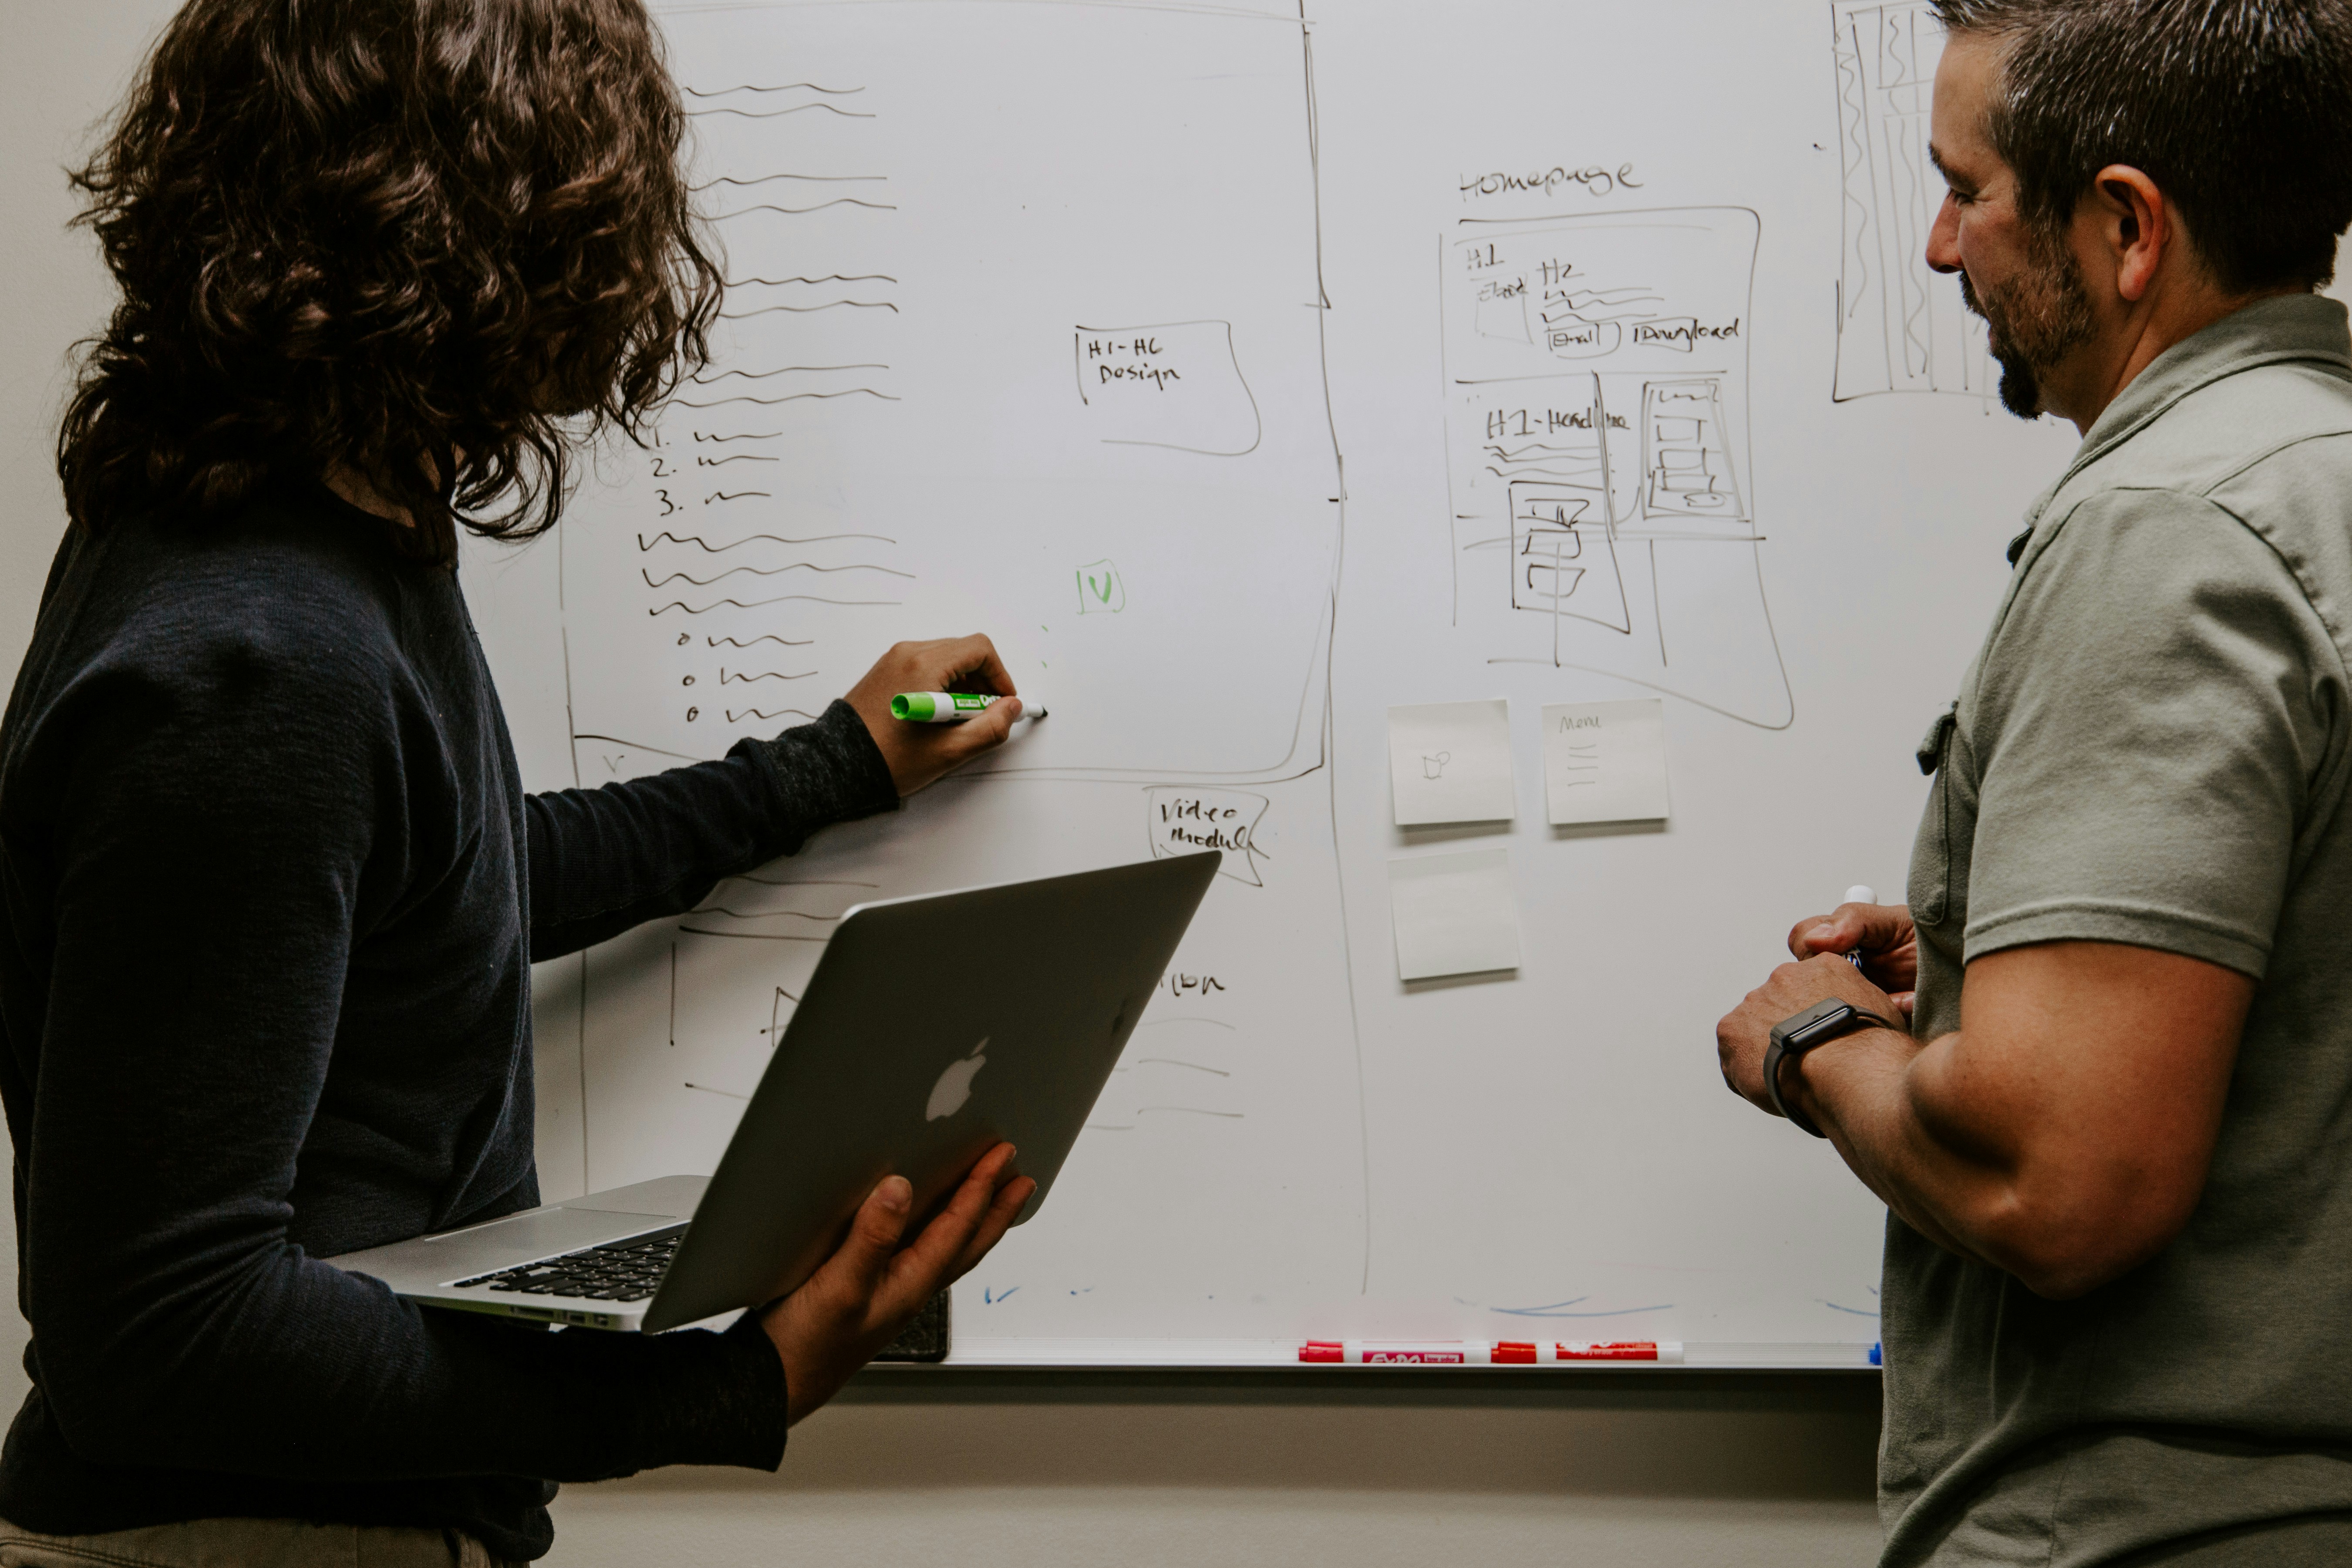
[
  {"x1": 683, "y1": 1082, "x2": 751, "y2": 1101},
  {"x1": 650, "y1": 595, "x2": 901, "y2": 615},
  {"x1": 692, "y1": 365, "x2": 890, "y2": 383},
  {"x1": 1136, "y1": 1107, "x2": 1245, "y2": 1120},
  {"x1": 690, "y1": 431, "x2": 785, "y2": 443},
  {"x1": 695, "y1": 454, "x2": 780, "y2": 466},
  {"x1": 640, "y1": 531, "x2": 898, "y2": 551},
  {"x1": 718, "y1": 669, "x2": 820, "y2": 683},
  {"x1": 709, "y1": 634, "x2": 816, "y2": 649},
  {"x1": 693, "y1": 175, "x2": 886, "y2": 192},
  {"x1": 713, "y1": 199, "x2": 897, "y2": 218},
  {"x1": 1300, "y1": 7, "x2": 1373, "y2": 1300},
  {"x1": 727, "y1": 274, "x2": 898, "y2": 287},
  {"x1": 641, "y1": 563, "x2": 912, "y2": 588},
  {"x1": 571, "y1": 733, "x2": 705, "y2": 764},
  {"x1": 725, "y1": 707, "x2": 821, "y2": 724},
  {"x1": 1132, "y1": 1059, "x2": 1233, "y2": 1077},
  {"x1": 718, "y1": 303, "x2": 900, "y2": 320},
  {"x1": 677, "y1": 390, "x2": 900, "y2": 408},
  {"x1": 687, "y1": 103, "x2": 875, "y2": 121},
  {"x1": 683, "y1": 82, "x2": 864, "y2": 97}
]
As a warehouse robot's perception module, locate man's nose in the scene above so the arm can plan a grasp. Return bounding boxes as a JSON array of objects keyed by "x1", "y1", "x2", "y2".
[{"x1": 1925, "y1": 190, "x2": 1964, "y2": 276}]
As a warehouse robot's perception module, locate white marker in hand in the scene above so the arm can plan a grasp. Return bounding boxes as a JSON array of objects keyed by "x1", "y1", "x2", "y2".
[{"x1": 1841, "y1": 885, "x2": 1876, "y2": 968}]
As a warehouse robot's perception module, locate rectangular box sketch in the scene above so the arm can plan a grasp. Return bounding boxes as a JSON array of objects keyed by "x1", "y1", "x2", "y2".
[
  {"x1": 557, "y1": 4, "x2": 1341, "y2": 789},
  {"x1": 1831, "y1": 1, "x2": 1996, "y2": 400},
  {"x1": 530, "y1": 0, "x2": 1372, "y2": 1352},
  {"x1": 1440, "y1": 207, "x2": 1791, "y2": 729}
]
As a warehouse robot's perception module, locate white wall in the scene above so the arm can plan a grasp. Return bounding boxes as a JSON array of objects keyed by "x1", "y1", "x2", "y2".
[{"x1": 0, "y1": 4, "x2": 1880, "y2": 1563}]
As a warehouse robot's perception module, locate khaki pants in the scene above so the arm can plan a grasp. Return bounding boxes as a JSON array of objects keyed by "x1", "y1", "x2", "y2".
[{"x1": 0, "y1": 1517, "x2": 515, "y2": 1568}]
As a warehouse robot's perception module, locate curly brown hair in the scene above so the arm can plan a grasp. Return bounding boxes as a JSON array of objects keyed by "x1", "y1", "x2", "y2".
[{"x1": 58, "y1": 0, "x2": 721, "y2": 562}]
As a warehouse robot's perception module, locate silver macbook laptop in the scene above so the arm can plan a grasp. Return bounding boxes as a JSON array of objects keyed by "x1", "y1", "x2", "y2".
[{"x1": 326, "y1": 851, "x2": 1220, "y2": 1332}]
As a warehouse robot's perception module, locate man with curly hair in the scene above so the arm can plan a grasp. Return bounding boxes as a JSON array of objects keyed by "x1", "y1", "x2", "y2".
[
  {"x1": 0, "y1": 1, "x2": 1038, "y2": 1562},
  {"x1": 1716, "y1": 2, "x2": 2352, "y2": 1564}
]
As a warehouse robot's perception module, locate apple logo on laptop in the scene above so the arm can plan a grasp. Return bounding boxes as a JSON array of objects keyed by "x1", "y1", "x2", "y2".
[{"x1": 927, "y1": 1039, "x2": 988, "y2": 1121}]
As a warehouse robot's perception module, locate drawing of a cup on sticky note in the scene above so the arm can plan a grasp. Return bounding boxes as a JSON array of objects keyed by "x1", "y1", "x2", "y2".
[
  {"x1": 1388, "y1": 700, "x2": 1515, "y2": 826},
  {"x1": 1072, "y1": 320, "x2": 1261, "y2": 457},
  {"x1": 1076, "y1": 560, "x2": 1125, "y2": 614}
]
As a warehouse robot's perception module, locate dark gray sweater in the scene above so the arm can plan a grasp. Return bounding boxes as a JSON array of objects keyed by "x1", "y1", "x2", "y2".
[{"x1": 0, "y1": 482, "x2": 897, "y2": 1558}]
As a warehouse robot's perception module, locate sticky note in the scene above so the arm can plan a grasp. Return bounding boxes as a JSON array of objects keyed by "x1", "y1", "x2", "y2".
[
  {"x1": 1543, "y1": 699, "x2": 1670, "y2": 825},
  {"x1": 1387, "y1": 850, "x2": 1521, "y2": 981},
  {"x1": 1388, "y1": 700, "x2": 1515, "y2": 825}
]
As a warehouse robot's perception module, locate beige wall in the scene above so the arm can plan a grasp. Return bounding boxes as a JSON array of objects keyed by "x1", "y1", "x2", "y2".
[{"x1": 0, "y1": 4, "x2": 1881, "y2": 1563}]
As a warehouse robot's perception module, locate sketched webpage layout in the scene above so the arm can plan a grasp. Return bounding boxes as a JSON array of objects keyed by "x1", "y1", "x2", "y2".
[
  {"x1": 1440, "y1": 208, "x2": 1793, "y2": 728},
  {"x1": 560, "y1": 1, "x2": 1341, "y2": 787}
]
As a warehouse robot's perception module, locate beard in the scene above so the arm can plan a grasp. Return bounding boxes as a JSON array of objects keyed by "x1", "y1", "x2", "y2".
[{"x1": 1958, "y1": 227, "x2": 2095, "y2": 420}]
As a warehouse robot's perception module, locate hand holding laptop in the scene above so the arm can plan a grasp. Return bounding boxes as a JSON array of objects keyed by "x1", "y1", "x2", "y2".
[{"x1": 760, "y1": 1141, "x2": 1035, "y2": 1424}]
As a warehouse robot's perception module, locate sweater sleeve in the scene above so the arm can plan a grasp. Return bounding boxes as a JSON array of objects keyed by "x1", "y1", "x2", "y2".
[
  {"x1": 525, "y1": 701, "x2": 898, "y2": 960},
  {"x1": 24, "y1": 634, "x2": 787, "y2": 1485}
]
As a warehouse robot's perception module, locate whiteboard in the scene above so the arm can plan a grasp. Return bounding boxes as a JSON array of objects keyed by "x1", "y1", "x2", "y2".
[{"x1": 465, "y1": 0, "x2": 2076, "y2": 1369}]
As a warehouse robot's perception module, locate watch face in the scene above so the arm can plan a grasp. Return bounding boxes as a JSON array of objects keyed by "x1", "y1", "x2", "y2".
[{"x1": 1778, "y1": 999, "x2": 1854, "y2": 1051}]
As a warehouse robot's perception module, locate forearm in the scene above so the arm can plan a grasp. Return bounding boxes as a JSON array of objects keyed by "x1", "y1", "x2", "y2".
[
  {"x1": 1787, "y1": 1028, "x2": 2017, "y2": 1273},
  {"x1": 527, "y1": 701, "x2": 896, "y2": 958},
  {"x1": 33, "y1": 1238, "x2": 787, "y2": 1481}
]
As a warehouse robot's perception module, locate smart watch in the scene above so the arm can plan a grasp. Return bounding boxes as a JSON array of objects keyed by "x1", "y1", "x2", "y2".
[{"x1": 1763, "y1": 999, "x2": 1902, "y2": 1138}]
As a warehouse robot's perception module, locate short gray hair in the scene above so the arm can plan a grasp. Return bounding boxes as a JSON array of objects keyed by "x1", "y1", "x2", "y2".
[{"x1": 1928, "y1": 0, "x2": 2352, "y2": 291}]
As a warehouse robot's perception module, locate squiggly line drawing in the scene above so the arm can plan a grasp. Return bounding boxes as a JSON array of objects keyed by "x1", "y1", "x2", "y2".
[
  {"x1": 687, "y1": 103, "x2": 875, "y2": 120},
  {"x1": 718, "y1": 669, "x2": 819, "y2": 683},
  {"x1": 684, "y1": 83, "x2": 864, "y2": 97},
  {"x1": 693, "y1": 175, "x2": 886, "y2": 192},
  {"x1": 677, "y1": 390, "x2": 900, "y2": 408},
  {"x1": 640, "y1": 562, "x2": 912, "y2": 588},
  {"x1": 717, "y1": 303, "x2": 900, "y2": 320},
  {"x1": 638, "y1": 531, "x2": 899, "y2": 552},
  {"x1": 650, "y1": 595, "x2": 902, "y2": 615},
  {"x1": 725, "y1": 707, "x2": 822, "y2": 724},
  {"x1": 709, "y1": 635, "x2": 815, "y2": 649},
  {"x1": 727, "y1": 274, "x2": 898, "y2": 287},
  {"x1": 713, "y1": 199, "x2": 897, "y2": 218},
  {"x1": 704, "y1": 491, "x2": 772, "y2": 502},
  {"x1": 692, "y1": 365, "x2": 890, "y2": 383}
]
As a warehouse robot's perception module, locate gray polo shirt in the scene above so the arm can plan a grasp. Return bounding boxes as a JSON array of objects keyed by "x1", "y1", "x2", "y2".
[{"x1": 1884, "y1": 293, "x2": 2352, "y2": 1565}]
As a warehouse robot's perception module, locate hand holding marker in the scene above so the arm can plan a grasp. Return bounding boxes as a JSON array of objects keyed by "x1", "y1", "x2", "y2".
[
  {"x1": 1841, "y1": 885, "x2": 1875, "y2": 968},
  {"x1": 892, "y1": 692, "x2": 1047, "y2": 724}
]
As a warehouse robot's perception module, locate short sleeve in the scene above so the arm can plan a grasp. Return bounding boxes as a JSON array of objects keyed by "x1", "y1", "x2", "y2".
[{"x1": 1963, "y1": 488, "x2": 2343, "y2": 977}]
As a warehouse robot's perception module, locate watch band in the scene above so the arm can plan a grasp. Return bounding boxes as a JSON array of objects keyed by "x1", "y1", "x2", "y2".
[{"x1": 1764, "y1": 1000, "x2": 1902, "y2": 1139}]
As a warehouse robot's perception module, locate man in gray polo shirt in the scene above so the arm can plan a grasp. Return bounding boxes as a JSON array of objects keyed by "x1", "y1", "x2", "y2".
[{"x1": 1714, "y1": 2, "x2": 2352, "y2": 1563}]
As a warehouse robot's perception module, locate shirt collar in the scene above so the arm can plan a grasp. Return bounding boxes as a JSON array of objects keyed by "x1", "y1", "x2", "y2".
[{"x1": 2018, "y1": 292, "x2": 2352, "y2": 539}]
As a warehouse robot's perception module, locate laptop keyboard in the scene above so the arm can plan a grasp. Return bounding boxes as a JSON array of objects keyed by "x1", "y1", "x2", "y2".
[{"x1": 451, "y1": 1223, "x2": 687, "y2": 1303}]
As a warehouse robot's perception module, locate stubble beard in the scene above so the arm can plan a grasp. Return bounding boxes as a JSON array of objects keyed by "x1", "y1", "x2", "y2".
[{"x1": 1958, "y1": 225, "x2": 2096, "y2": 421}]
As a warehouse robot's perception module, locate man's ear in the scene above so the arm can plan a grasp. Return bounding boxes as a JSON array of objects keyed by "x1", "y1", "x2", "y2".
[{"x1": 2091, "y1": 164, "x2": 2169, "y2": 304}]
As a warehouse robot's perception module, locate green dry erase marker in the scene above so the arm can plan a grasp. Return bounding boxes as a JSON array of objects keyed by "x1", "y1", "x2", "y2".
[{"x1": 890, "y1": 692, "x2": 1045, "y2": 723}]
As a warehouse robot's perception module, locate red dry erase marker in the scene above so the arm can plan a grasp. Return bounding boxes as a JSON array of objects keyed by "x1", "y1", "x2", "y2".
[
  {"x1": 1299, "y1": 1340, "x2": 1541, "y2": 1365},
  {"x1": 1553, "y1": 1340, "x2": 1685, "y2": 1363}
]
